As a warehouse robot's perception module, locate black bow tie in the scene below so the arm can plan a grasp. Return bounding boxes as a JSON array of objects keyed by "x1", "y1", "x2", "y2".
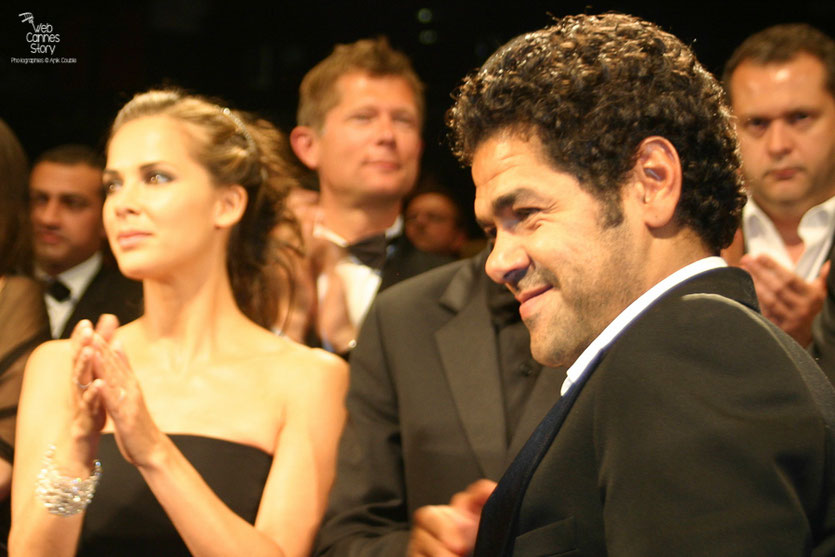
[
  {"x1": 346, "y1": 234, "x2": 393, "y2": 270},
  {"x1": 46, "y1": 279, "x2": 71, "y2": 302}
]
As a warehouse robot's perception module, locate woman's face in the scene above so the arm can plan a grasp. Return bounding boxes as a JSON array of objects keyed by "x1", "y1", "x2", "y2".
[{"x1": 103, "y1": 115, "x2": 228, "y2": 280}]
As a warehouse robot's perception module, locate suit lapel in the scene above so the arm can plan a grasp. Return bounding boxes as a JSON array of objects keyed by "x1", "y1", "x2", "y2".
[
  {"x1": 435, "y1": 256, "x2": 508, "y2": 480},
  {"x1": 475, "y1": 360, "x2": 599, "y2": 556},
  {"x1": 507, "y1": 364, "x2": 566, "y2": 463}
]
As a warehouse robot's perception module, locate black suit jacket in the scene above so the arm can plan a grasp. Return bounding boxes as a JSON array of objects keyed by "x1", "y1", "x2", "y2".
[
  {"x1": 476, "y1": 267, "x2": 835, "y2": 556},
  {"x1": 378, "y1": 234, "x2": 452, "y2": 292},
  {"x1": 314, "y1": 253, "x2": 564, "y2": 556},
  {"x1": 59, "y1": 261, "x2": 143, "y2": 339}
]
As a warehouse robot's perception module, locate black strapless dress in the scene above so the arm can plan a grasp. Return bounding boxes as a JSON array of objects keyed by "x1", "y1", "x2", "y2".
[{"x1": 78, "y1": 433, "x2": 272, "y2": 556}]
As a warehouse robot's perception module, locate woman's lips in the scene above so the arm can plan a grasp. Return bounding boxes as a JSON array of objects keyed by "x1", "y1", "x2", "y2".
[{"x1": 115, "y1": 231, "x2": 151, "y2": 249}]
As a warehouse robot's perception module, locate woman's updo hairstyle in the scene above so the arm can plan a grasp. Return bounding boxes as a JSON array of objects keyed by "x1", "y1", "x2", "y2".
[{"x1": 109, "y1": 88, "x2": 301, "y2": 328}]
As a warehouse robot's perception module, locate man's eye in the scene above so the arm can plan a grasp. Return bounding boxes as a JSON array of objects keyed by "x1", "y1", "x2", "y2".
[
  {"x1": 745, "y1": 118, "x2": 768, "y2": 132},
  {"x1": 515, "y1": 208, "x2": 539, "y2": 220},
  {"x1": 65, "y1": 198, "x2": 88, "y2": 210},
  {"x1": 394, "y1": 115, "x2": 417, "y2": 127}
]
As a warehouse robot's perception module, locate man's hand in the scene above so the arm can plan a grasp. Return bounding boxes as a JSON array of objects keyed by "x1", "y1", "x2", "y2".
[
  {"x1": 739, "y1": 254, "x2": 829, "y2": 346},
  {"x1": 407, "y1": 479, "x2": 497, "y2": 557}
]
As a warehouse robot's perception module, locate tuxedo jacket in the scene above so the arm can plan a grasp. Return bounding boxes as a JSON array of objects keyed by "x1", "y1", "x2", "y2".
[
  {"x1": 475, "y1": 267, "x2": 835, "y2": 556},
  {"x1": 314, "y1": 253, "x2": 564, "y2": 556},
  {"x1": 378, "y1": 234, "x2": 452, "y2": 292},
  {"x1": 59, "y1": 261, "x2": 143, "y2": 339}
]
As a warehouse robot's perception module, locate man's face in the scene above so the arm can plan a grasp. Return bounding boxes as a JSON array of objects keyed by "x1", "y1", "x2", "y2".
[
  {"x1": 730, "y1": 53, "x2": 835, "y2": 221},
  {"x1": 30, "y1": 161, "x2": 105, "y2": 276},
  {"x1": 404, "y1": 192, "x2": 465, "y2": 255},
  {"x1": 312, "y1": 72, "x2": 422, "y2": 206},
  {"x1": 473, "y1": 134, "x2": 644, "y2": 367}
]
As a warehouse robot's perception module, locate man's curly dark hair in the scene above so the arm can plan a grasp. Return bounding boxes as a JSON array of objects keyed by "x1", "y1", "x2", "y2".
[{"x1": 447, "y1": 13, "x2": 746, "y2": 252}]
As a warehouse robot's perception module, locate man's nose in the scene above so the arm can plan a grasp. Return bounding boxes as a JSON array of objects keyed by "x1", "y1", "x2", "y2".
[
  {"x1": 35, "y1": 198, "x2": 61, "y2": 225},
  {"x1": 765, "y1": 120, "x2": 794, "y2": 158},
  {"x1": 485, "y1": 231, "x2": 529, "y2": 286},
  {"x1": 374, "y1": 115, "x2": 396, "y2": 145}
]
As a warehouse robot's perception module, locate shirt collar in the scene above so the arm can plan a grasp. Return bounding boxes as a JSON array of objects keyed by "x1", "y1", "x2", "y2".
[
  {"x1": 561, "y1": 256, "x2": 727, "y2": 395},
  {"x1": 38, "y1": 252, "x2": 103, "y2": 302},
  {"x1": 743, "y1": 195, "x2": 835, "y2": 280},
  {"x1": 313, "y1": 215, "x2": 404, "y2": 247},
  {"x1": 745, "y1": 194, "x2": 835, "y2": 229}
]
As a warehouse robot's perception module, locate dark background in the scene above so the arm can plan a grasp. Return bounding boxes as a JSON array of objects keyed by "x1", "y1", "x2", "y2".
[{"x1": 2, "y1": 1, "x2": 834, "y2": 234}]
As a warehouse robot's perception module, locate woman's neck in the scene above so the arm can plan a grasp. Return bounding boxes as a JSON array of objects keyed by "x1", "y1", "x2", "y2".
[{"x1": 137, "y1": 265, "x2": 249, "y2": 373}]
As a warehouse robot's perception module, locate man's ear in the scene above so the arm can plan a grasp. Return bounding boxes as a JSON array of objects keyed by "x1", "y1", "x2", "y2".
[
  {"x1": 631, "y1": 136, "x2": 682, "y2": 229},
  {"x1": 214, "y1": 184, "x2": 248, "y2": 229},
  {"x1": 289, "y1": 126, "x2": 320, "y2": 170}
]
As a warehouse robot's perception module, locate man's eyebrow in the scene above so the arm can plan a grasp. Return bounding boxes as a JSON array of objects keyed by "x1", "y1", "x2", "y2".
[
  {"x1": 475, "y1": 189, "x2": 532, "y2": 231},
  {"x1": 492, "y1": 188, "x2": 540, "y2": 214},
  {"x1": 58, "y1": 194, "x2": 92, "y2": 206}
]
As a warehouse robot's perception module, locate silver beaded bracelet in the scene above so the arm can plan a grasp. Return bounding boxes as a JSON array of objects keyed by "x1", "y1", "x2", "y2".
[{"x1": 35, "y1": 444, "x2": 102, "y2": 517}]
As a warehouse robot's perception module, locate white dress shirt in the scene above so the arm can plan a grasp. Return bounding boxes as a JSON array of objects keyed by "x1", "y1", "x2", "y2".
[
  {"x1": 742, "y1": 196, "x2": 835, "y2": 281},
  {"x1": 37, "y1": 252, "x2": 102, "y2": 338},
  {"x1": 313, "y1": 216, "x2": 403, "y2": 328}
]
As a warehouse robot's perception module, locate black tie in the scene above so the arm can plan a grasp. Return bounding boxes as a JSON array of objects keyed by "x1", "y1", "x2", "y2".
[
  {"x1": 46, "y1": 279, "x2": 71, "y2": 301},
  {"x1": 473, "y1": 351, "x2": 604, "y2": 556},
  {"x1": 346, "y1": 234, "x2": 389, "y2": 270}
]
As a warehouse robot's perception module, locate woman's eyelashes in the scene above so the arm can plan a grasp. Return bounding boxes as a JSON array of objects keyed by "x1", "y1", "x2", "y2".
[{"x1": 103, "y1": 168, "x2": 175, "y2": 195}]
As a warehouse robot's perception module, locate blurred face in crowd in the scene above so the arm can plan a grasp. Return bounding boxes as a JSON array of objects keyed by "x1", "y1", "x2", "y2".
[
  {"x1": 29, "y1": 161, "x2": 105, "y2": 276},
  {"x1": 730, "y1": 53, "x2": 835, "y2": 221},
  {"x1": 299, "y1": 72, "x2": 422, "y2": 207},
  {"x1": 404, "y1": 192, "x2": 466, "y2": 255}
]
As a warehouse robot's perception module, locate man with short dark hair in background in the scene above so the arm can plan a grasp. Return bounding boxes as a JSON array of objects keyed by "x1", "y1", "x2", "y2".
[
  {"x1": 403, "y1": 184, "x2": 468, "y2": 257},
  {"x1": 723, "y1": 24, "x2": 835, "y2": 349},
  {"x1": 29, "y1": 144, "x2": 142, "y2": 338}
]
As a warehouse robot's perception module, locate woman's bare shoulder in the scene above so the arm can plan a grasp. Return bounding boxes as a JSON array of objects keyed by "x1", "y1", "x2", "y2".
[
  {"x1": 247, "y1": 332, "x2": 347, "y2": 389},
  {"x1": 27, "y1": 338, "x2": 71, "y2": 367}
]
